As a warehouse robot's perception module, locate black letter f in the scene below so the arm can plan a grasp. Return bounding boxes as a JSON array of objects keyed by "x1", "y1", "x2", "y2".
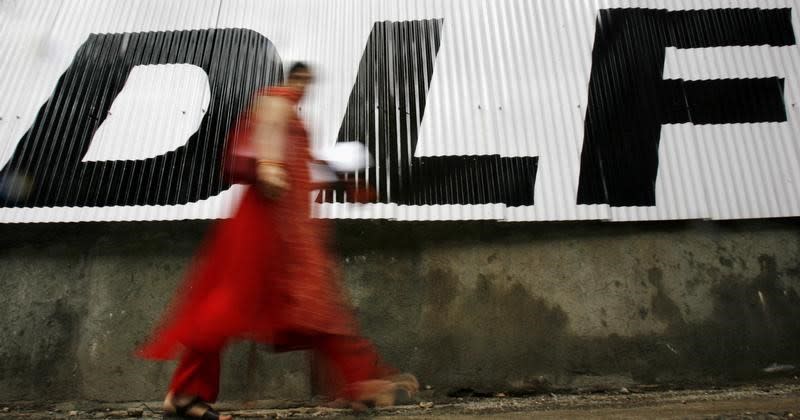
[{"x1": 577, "y1": 8, "x2": 795, "y2": 206}]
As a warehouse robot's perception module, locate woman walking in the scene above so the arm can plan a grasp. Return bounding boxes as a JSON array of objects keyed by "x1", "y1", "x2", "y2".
[{"x1": 138, "y1": 63, "x2": 417, "y2": 420}]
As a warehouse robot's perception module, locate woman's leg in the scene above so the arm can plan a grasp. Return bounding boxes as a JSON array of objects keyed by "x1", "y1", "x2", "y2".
[
  {"x1": 164, "y1": 348, "x2": 232, "y2": 419},
  {"x1": 169, "y1": 348, "x2": 222, "y2": 402},
  {"x1": 315, "y1": 335, "x2": 417, "y2": 405}
]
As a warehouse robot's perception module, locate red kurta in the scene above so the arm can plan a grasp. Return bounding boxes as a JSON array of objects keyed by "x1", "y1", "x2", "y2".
[{"x1": 138, "y1": 86, "x2": 360, "y2": 359}]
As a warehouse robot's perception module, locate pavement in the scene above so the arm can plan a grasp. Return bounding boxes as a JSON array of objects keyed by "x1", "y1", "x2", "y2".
[{"x1": 1, "y1": 380, "x2": 798, "y2": 419}]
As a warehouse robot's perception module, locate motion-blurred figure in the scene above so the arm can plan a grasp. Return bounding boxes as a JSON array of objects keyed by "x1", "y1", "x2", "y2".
[{"x1": 138, "y1": 63, "x2": 417, "y2": 420}]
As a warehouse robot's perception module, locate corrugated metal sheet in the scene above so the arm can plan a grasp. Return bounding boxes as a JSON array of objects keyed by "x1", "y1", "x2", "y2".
[{"x1": 1, "y1": 0, "x2": 800, "y2": 222}]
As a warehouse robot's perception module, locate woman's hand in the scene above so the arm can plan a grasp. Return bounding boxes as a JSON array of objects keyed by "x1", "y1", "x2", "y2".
[{"x1": 256, "y1": 162, "x2": 289, "y2": 199}]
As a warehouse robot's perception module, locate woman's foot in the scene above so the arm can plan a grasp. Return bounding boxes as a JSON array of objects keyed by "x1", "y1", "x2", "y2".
[
  {"x1": 351, "y1": 379, "x2": 398, "y2": 410},
  {"x1": 318, "y1": 374, "x2": 419, "y2": 412},
  {"x1": 387, "y1": 373, "x2": 420, "y2": 399},
  {"x1": 163, "y1": 392, "x2": 232, "y2": 420}
]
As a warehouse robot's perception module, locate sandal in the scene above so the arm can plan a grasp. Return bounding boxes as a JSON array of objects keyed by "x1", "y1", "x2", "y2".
[{"x1": 164, "y1": 396, "x2": 224, "y2": 420}]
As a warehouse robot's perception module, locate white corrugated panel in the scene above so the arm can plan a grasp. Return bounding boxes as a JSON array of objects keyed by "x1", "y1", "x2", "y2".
[
  {"x1": 1, "y1": 0, "x2": 799, "y2": 222},
  {"x1": 0, "y1": 0, "x2": 67, "y2": 174},
  {"x1": 0, "y1": 0, "x2": 225, "y2": 222}
]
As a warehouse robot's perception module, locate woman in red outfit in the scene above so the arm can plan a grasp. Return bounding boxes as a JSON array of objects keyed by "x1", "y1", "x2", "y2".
[{"x1": 138, "y1": 63, "x2": 417, "y2": 420}]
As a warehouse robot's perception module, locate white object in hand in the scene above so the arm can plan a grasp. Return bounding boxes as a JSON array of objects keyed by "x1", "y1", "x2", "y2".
[{"x1": 316, "y1": 142, "x2": 373, "y2": 173}]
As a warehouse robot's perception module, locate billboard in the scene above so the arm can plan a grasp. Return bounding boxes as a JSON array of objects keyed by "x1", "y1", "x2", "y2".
[{"x1": 1, "y1": 0, "x2": 798, "y2": 222}]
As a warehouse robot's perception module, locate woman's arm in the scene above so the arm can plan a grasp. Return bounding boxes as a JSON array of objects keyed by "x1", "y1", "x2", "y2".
[{"x1": 251, "y1": 94, "x2": 292, "y2": 197}]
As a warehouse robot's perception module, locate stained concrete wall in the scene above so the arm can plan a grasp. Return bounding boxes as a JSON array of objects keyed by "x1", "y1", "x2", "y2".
[{"x1": 0, "y1": 219, "x2": 799, "y2": 402}]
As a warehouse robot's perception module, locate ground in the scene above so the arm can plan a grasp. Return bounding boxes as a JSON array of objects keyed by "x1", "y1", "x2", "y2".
[{"x1": 1, "y1": 381, "x2": 798, "y2": 419}]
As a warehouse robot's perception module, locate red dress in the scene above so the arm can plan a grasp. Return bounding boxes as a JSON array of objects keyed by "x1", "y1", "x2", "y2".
[{"x1": 138, "y1": 87, "x2": 389, "y2": 402}]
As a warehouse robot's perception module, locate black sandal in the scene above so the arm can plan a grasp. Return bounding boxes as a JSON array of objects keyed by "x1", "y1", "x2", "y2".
[{"x1": 164, "y1": 396, "x2": 222, "y2": 420}]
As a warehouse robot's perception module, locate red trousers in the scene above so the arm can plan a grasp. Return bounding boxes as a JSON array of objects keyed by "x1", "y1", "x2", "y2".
[{"x1": 169, "y1": 335, "x2": 388, "y2": 402}]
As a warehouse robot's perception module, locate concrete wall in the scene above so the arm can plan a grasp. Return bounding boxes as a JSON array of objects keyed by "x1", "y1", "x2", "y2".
[{"x1": 0, "y1": 219, "x2": 799, "y2": 402}]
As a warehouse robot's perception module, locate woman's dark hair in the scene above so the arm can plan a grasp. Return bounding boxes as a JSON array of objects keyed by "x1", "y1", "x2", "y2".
[{"x1": 287, "y1": 62, "x2": 311, "y2": 80}]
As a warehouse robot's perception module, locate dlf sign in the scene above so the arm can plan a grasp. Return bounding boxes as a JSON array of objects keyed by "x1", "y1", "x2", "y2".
[{"x1": 0, "y1": 6, "x2": 795, "y2": 221}]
